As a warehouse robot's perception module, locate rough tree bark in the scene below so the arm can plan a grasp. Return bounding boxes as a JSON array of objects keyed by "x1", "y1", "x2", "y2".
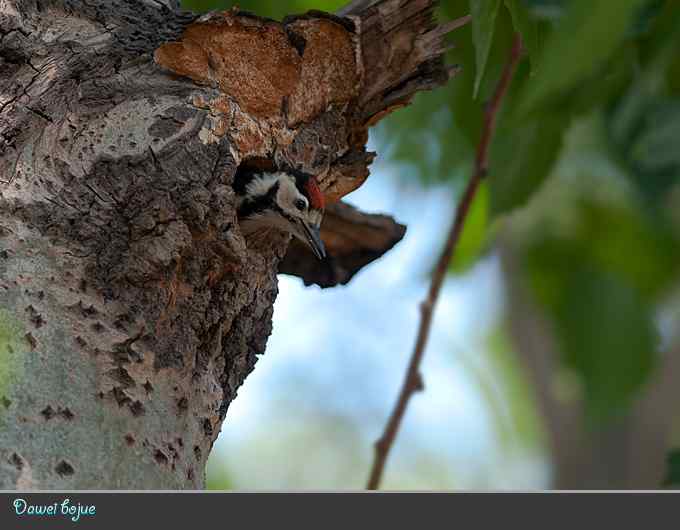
[{"x1": 0, "y1": 0, "x2": 459, "y2": 488}]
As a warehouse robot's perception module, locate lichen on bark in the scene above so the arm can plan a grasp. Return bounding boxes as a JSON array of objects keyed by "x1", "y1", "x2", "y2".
[{"x1": 0, "y1": 308, "x2": 25, "y2": 412}]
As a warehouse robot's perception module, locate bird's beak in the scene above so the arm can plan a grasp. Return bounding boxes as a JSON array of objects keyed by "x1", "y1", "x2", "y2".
[{"x1": 300, "y1": 221, "x2": 326, "y2": 260}]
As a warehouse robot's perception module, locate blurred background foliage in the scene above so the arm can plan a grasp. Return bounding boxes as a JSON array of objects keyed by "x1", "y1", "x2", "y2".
[{"x1": 180, "y1": 0, "x2": 680, "y2": 489}]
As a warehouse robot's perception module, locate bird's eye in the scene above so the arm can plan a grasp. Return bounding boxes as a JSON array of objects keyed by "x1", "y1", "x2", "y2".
[{"x1": 295, "y1": 199, "x2": 307, "y2": 211}]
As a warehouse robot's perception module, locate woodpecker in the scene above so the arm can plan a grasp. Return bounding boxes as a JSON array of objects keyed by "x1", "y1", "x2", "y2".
[{"x1": 234, "y1": 166, "x2": 327, "y2": 259}]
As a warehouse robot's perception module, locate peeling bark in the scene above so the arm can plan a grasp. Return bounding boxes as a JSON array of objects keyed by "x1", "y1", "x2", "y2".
[
  {"x1": 279, "y1": 201, "x2": 406, "y2": 287},
  {"x1": 0, "y1": 0, "x2": 460, "y2": 489}
]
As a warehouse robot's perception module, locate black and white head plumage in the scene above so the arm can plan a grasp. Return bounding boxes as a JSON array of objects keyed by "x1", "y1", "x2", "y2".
[{"x1": 234, "y1": 168, "x2": 326, "y2": 259}]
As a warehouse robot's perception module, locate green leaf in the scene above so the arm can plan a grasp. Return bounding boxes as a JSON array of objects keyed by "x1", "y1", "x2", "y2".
[
  {"x1": 527, "y1": 246, "x2": 658, "y2": 423},
  {"x1": 628, "y1": 0, "x2": 665, "y2": 37},
  {"x1": 522, "y1": 195, "x2": 678, "y2": 423},
  {"x1": 375, "y1": 2, "x2": 514, "y2": 184},
  {"x1": 526, "y1": 196, "x2": 680, "y2": 305},
  {"x1": 470, "y1": 0, "x2": 502, "y2": 98},
  {"x1": 556, "y1": 268, "x2": 656, "y2": 424},
  {"x1": 489, "y1": 112, "x2": 567, "y2": 215},
  {"x1": 523, "y1": 0, "x2": 566, "y2": 20},
  {"x1": 581, "y1": 203, "x2": 680, "y2": 301},
  {"x1": 607, "y1": 20, "x2": 680, "y2": 202},
  {"x1": 503, "y1": 0, "x2": 542, "y2": 67},
  {"x1": 630, "y1": 101, "x2": 680, "y2": 174},
  {"x1": 375, "y1": 89, "x2": 473, "y2": 185},
  {"x1": 450, "y1": 181, "x2": 489, "y2": 273},
  {"x1": 663, "y1": 449, "x2": 680, "y2": 488},
  {"x1": 609, "y1": 52, "x2": 674, "y2": 149},
  {"x1": 519, "y1": 0, "x2": 647, "y2": 113},
  {"x1": 562, "y1": 44, "x2": 636, "y2": 116}
]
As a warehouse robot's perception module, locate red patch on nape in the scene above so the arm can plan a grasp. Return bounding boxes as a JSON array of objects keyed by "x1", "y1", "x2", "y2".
[{"x1": 304, "y1": 178, "x2": 325, "y2": 210}]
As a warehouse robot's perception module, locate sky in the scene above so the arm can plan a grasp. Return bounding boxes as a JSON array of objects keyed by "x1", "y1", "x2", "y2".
[{"x1": 209, "y1": 146, "x2": 550, "y2": 490}]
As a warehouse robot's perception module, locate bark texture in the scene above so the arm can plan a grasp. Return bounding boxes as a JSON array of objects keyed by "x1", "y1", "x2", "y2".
[{"x1": 0, "y1": 0, "x2": 459, "y2": 488}]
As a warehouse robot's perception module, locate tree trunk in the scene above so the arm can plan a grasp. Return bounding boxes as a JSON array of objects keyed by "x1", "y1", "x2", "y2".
[{"x1": 0, "y1": 0, "x2": 459, "y2": 488}]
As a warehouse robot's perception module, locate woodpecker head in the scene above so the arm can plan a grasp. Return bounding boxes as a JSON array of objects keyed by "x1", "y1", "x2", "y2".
[{"x1": 235, "y1": 168, "x2": 326, "y2": 259}]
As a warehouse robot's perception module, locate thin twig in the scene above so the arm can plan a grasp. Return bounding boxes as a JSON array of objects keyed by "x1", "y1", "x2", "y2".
[{"x1": 366, "y1": 34, "x2": 524, "y2": 490}]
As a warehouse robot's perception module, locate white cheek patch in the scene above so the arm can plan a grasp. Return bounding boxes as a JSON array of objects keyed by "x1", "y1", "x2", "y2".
[
  {"x1": 244, "y1": 172, "x2": 281, "y2": 199},
  {"x1": 276, "y1": 174, "x2": 306, "y2": 218}
]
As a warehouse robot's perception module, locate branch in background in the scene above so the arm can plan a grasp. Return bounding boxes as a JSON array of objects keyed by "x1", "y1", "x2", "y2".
[{"x1": 366, "y1": 34, "x2": 524, "y2": 490}]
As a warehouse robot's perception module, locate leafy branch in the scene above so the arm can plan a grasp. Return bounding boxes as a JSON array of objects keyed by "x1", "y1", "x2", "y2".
[{"x1": 366, "y1": 33, "x2": 525, "y2": 490}]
